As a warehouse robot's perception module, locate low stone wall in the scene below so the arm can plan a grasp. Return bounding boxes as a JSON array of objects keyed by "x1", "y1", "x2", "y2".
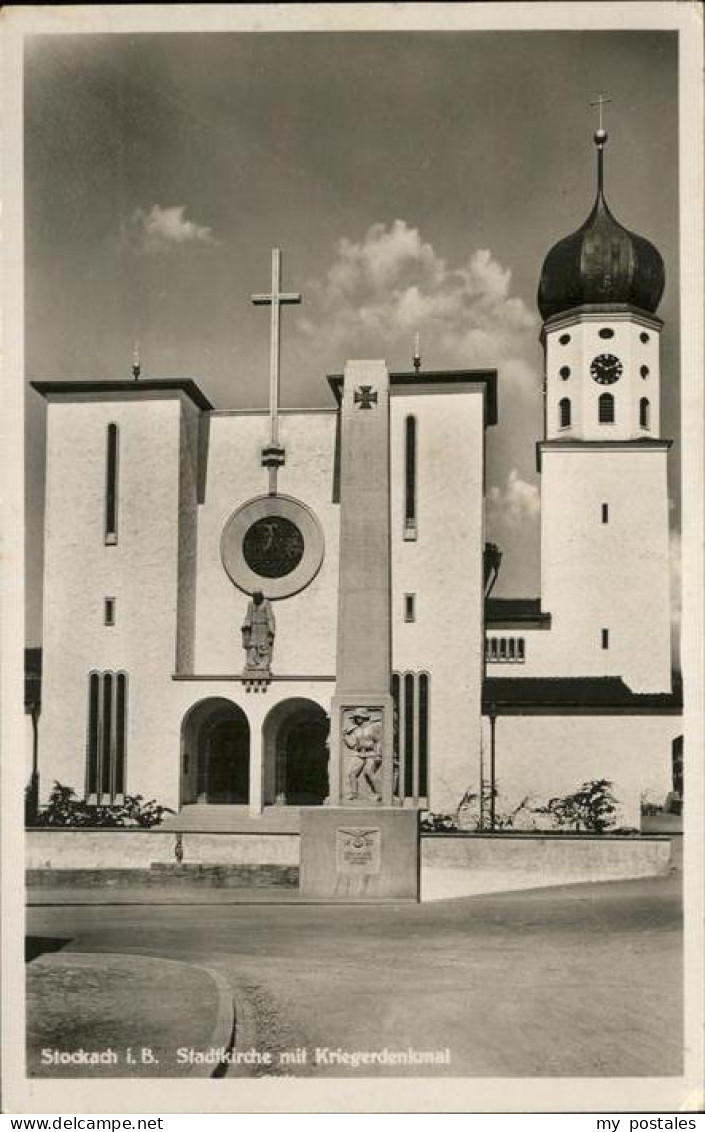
[
  {"x1": 25, "y1": 828, "x2": 299, "y2": 871},
  {"x1": 26, "y1": 828, "x2": 673, "y2": 900},
  {"x1": 421, "y1": 833, "x2": 673, "y2": 901}
]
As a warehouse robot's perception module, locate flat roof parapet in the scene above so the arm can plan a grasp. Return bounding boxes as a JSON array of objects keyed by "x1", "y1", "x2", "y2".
[
  {"x1": 326, "y1": 369, "x2": 498, "y2": 426},
  {"x1": 31, "y1": 379, "x2": 213, "y2": 412}
]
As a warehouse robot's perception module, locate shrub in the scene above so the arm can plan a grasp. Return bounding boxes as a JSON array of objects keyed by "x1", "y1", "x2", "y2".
[
  {"x1": 422, "y1": 779, "x2": 621, "y2": 835},
  {"x1": 456, "y1": 781, "x2": 536, "y2": 832},
  {"x1": 32, "y1": 782, "x2": 173, "y2": 828},
  {"x1": 532, "y1": 778, "x2": 618, "y2": 833},
  {"x1": 421, "y1": 783, "x2": 537, "y2": 833},
  {"x1": 420, "y1": 811, "x2": 458, "y2": 833}
]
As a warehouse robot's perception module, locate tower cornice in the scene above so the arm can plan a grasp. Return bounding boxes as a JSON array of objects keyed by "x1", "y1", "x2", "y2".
[
  {"x1": 536, "y1": 436, "x2": 672, "y2": 472},
  {"x1": 540, "y1": 304, "x2": 664, "y2": 345}
]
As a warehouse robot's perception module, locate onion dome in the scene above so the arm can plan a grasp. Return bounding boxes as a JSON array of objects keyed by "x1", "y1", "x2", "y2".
[{"x1": 538, "y1": 129, "x2": 665, "y2": 321}]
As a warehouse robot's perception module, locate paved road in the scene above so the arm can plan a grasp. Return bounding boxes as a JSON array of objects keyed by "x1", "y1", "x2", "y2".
[{"x1": 26, "y1": 875, "x2": 682, "y2": 1078}]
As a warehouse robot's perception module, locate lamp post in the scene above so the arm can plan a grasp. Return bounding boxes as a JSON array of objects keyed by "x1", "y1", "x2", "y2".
[
  {"x1": 489, "y1": 705, "x2": 497, "y2": 831},
  {"x1": 479, "y1": 729, "x2": 485, "y2": 830}
]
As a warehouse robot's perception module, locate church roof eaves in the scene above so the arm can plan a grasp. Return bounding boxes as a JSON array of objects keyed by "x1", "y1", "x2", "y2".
[
  {"x1": 485, "y1": 597, "x2": 551, "y2": 628},
  {"x1": 482, "y1": 675, "x2": 683, "y2": 715},
  {"x1": 327, "y1": 369, "x2": 498, "y2": 425},
  {"x1": 31, "y1": 379, "x2": 213, "y2": 412}
]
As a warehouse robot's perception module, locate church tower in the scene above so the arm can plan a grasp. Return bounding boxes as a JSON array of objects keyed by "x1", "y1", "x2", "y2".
[{"x1": 536, "y1": 121, "x2": 672, "y2": 693}]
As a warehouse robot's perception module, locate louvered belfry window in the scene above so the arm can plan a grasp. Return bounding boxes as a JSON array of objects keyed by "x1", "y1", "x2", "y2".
[{"x1": 598, "y1": 392, "x2": 615, "y2": 424}]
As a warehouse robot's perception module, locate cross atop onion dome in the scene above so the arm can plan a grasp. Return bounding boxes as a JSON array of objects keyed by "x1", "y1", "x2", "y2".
[{"x1": 537, "y1": 124, "x2": 665, "y2": 322}]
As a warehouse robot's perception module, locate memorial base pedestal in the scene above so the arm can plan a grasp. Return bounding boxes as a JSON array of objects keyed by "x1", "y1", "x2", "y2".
[{"x1": 299, "y1": 808, "x2": 420, "y2": 902}]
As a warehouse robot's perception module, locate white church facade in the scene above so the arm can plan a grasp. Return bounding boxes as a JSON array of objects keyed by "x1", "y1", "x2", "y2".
[{"x1": 30, "y1": 127, "x2": 682, "y2": 830}]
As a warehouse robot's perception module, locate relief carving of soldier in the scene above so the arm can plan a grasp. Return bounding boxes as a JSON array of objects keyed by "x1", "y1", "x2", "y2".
[
  {"x1": 241, "y1": 590, "x2": 276, "y2": 674},
  {"x1": 344, "y1": 707, "x2": 383, "y2": 802}
]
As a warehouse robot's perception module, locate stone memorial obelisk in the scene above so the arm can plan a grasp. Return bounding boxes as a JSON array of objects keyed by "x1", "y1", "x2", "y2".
[
  {"x1": 299, "y1": 360, "x2": 419, "y2": 901},
  {"x1": 330, "y1": 359, "x2": 394, "y2": 807}
]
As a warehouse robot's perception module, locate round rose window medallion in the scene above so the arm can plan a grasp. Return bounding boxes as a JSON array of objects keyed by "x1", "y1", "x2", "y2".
[
  {"x1": 242, "y1": 516, "x2": 305, "y2": 578},
  {"x1": 221, "y1": 494, "x2": 324, "y2": 599}
]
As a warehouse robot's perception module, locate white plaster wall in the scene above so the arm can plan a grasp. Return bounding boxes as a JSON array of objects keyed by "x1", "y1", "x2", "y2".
[
  {"x1": 25, "y1": 829, "x2": 299, "y2": 869},
  {"x1": 26, "y1": 830, "x2": 176, "y2": 869},
  {"x1": 39, "y1": 395, "x2": 189, "y2": 804},
  {"x1": 545, "y1": 312, "x2": 661, "y2": 441},
  {"x1": 194, "y1": 411, "x2": 339, "y2": 676},
  {"x1": 485, "y1": 628, "x2": 577, "y2": 676},
  {"x1": 391, "y1": 388, "x2": 485, "y2": 812},
  {"x1": 421, "y1": 834, "x2": 672, "y2": 899},
  {"x1": 181, "y1": 832, "x2": 298, "y2": 865},
  {"x1": 481, "y1": 713, "x2": 679, "y2": 829},
  {"x1": 539, "y1": 447, "x2": 672, "y2": 691},
  {"x1": 175, "y1": 401, "x2": 200, "y2": 672}
]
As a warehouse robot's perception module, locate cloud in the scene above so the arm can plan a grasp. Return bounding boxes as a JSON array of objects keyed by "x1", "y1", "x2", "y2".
[
  {"x1": 293, "y1": 219, "x2": 545, "y2": 597},
  {"x1": 297, "y1": 219, "x2": 539, "y2": 388},
  {"x1": 668, "y1": 528, "x2": 682, "y2": 664},
  {"x1": 122, "y1": 205, "x2": 218, "y2": 254},
  {"x1": 669, "y1": 530, "x2": 681, "y2": 629},
  {"x1": 486, "y1": 468, "x2": 541, "y2": 532}
]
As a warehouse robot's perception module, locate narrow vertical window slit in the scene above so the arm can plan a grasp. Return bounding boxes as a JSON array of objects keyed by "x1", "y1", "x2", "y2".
[
  {"x1": 419, "y1": 673, "x2": 429, "y2": 798},
  {"x1": 404, "y1": 673, "x2": 414, "y2": 799},
  {"x1": 87, "y1": 673, "x2": 100, "y2": 796},
  {"x1": 115, "y1": 673, "x2": 127, "y2": 797},
  {"x1": 101, "y1": 673, "x2": 113, "y2": 797},
  {"x1": 404, "y1": 416, "x2": 417, "y2": 539},
  {"x1": 105, "y1": 424, "x2": 119, "y2": 544}
]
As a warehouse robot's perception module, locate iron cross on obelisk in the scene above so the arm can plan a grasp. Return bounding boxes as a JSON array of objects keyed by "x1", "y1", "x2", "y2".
[{"x1": 251, "y1": 247, "x2": 302, "y2": 495}]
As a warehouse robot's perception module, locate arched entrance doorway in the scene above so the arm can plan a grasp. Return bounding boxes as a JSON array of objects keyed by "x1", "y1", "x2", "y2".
[
  {"x1": 180, "y1": 698, "x2": 250, "y2": 806},
  {"x1": 262, "y1": 699, "x2": 329, "y2": 806}
]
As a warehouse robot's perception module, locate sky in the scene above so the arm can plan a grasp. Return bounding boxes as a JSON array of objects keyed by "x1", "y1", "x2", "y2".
[{"x1": 24, "y1": 29, "x2": 680, "y2": 644}]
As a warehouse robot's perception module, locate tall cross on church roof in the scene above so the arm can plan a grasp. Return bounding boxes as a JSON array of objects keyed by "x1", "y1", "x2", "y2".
[
  {"x1": 252, "y1": 247, "x2": 302, "y2": 493},
  {"x1": 589, "y1": 91, "x2": 612, "y2": 136}
]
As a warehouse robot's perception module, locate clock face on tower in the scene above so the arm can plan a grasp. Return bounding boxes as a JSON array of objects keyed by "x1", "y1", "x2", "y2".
[{"x1": 590, "y1": 353, "x2": 623, "y2": 385}]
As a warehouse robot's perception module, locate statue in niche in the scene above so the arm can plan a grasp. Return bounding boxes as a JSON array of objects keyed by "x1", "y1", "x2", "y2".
[
  {"x1": 344, "y1": 707, "x2": 383, "y2": 802},
  {"x1": 241, "y1": 590, "x2": 276, "y2": 676}
]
